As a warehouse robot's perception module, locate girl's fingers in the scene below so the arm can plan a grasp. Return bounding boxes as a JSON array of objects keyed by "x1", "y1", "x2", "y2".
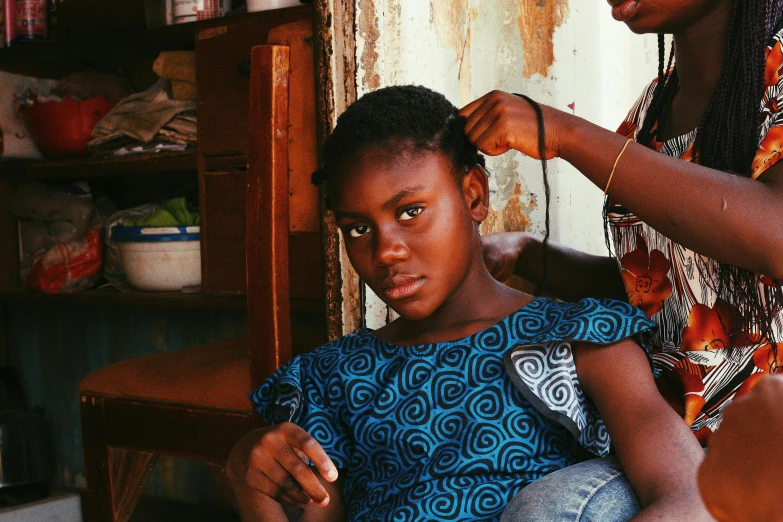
[
  {"x1": 276, "y1": 449, "x2": 331, "y2": 507},
  {"x1": 287, "y1": 429, "x2": 339, "y2": 483},
  {"x1": 294, "y1": 448, "x2": 309, "y2": 463},
  {"x1": 246, "y1": 464, "x2": 312, "y2": 505}
]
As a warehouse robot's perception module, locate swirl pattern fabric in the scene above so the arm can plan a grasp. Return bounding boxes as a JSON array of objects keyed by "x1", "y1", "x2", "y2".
[
  {"x1": 250, "y1": 297, "x2": 655, "y2": 522},
  {"x1": 505, "y1": 299, "x2": 655, "y2": 457}
]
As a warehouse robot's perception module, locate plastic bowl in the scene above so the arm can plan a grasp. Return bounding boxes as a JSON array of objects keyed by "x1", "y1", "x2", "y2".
[
  {"x1": 18, "y1": 95, "x2": 115, "y2": 159},
  {"x1": 111, "y1": 226, "x2": 201, "y2": 292}
]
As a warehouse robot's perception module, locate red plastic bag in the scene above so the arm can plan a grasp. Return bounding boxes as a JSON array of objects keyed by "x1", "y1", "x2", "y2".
[{"x1": 25, "y1": 227, "x2": 103, "y2": 294}]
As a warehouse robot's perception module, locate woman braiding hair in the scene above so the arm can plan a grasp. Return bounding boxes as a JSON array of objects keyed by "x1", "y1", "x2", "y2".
[{"x1": 464, "y1": 0, "x2": 783, "y2": 519}]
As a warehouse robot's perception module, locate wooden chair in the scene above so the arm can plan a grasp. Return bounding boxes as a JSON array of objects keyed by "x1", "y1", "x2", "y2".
[{"x1": 79, "y1": 44, "x2": 324, "y2": 522}]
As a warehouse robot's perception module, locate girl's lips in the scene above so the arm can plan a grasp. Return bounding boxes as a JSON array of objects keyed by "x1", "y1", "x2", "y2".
[
  {"x1": 611, "y1": 0, "x2": 639, "y2": 22},
  {"x1": 383, "y1": 277, "x2": 425, "y2": 300}
]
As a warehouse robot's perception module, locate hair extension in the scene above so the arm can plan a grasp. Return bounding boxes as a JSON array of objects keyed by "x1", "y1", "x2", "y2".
[
  {"x1": 514, "y1": 94, "x2": 551, "y2": 296},
  {"x1": 606, "y1": 1, "x2": 783, "y2": 366}
]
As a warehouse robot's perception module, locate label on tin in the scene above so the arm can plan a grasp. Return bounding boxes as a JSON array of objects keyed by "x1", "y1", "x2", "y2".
[{"x1": 15, "y1": 0, "x2": 46, "y2": 39}]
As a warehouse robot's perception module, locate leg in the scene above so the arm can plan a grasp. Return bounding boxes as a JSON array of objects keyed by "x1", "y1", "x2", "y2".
[
  {"x1": 501, "y1": 456, "x2": 642, "y2": 522},
  {"x1": 81, "y1": 394, "x2": 158, "y2": 522}
]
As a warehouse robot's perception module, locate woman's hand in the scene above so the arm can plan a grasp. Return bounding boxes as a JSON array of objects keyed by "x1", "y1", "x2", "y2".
[
  {"x1": 226, "y1": 423, "x2": 339, "y2": 508},
  {"x1": 459, "y1": 91, "x2": 568, "y2": 159},
  {"x1": 698, "y1": 375, "x2": 783, "y2": 522},
  {"x1": 481, "y1": 232, "x2": 531, "y2": 282}
]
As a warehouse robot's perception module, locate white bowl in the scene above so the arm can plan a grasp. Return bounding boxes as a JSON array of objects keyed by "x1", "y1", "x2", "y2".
[
  {"x1": 113, "y1": 226, "x2": 201, "y2": 292},
  {"x1": 247, "y1": 0, "x2": 302, "y2": 13}
]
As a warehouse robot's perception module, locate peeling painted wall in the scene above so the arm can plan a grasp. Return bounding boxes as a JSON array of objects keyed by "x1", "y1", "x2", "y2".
[{"x1": 351, "y1": 0, "x2": 660, "y2": 329}]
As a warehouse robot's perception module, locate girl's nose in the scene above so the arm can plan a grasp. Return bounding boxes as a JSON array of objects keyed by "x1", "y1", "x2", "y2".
[{"x1": 372, "y1": 229, "x2": 409, "y2": 267}]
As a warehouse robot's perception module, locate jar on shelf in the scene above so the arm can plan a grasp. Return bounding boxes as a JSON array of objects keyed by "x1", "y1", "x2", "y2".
[{"x1": 13, "y1": 0, "x2": 47, "y2": 40}]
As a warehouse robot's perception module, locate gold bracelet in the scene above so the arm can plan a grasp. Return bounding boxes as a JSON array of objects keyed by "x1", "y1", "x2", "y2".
[{"x1": 604, "y1": 138, "x2": 633, "y2": 196}]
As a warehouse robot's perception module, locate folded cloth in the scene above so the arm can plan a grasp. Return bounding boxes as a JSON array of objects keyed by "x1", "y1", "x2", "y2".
[
  {"x1": 122, "y1": 197, "x2": 199, "y2": 227},
  {"x1": 165, "y1": 112, "x2": 197, "y2": 136},
  {"x1": 153, "y1": 51, "x2": 196, "y2": 83},
  {"x1": 171, "y1": 80, "x2": 197, "y2": 101},
  {"x1": 90, "y1": 86, "x2": 195, "y2": 144}
]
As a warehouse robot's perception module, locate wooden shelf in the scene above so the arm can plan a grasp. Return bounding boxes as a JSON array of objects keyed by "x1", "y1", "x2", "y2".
[
  {"x1": 0, "y1": 287, "x2": 324, "y2": 312},
  {"x1": 0, "y1": 5, "x2": 312, "y2": 78},
  {"x1": 0, "y1": 150, "x2": 198, "y2": 180},
  {"x1": 0, "y1": 287, "x2": 247, "y2": 309}
]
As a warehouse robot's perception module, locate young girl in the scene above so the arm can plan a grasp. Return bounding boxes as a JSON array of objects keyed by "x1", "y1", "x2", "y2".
[{"x1": 226, "y1": 85, "x2": 709, "y2": 521}]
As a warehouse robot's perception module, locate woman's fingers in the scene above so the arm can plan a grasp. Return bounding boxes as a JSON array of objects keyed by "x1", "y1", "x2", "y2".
[
  {"x1": 465, "y1": 105, "x2": 502, "y2": 146},
  {"x1": 462, "y1": 95, "x2": 501, "y2": 136},
  {"x1": 472, "y1": 113, "x2": 514, "y2": 156},
  {"x1": 458, "y1": 95, "x2": 490, "y2": 121},
  {"x1": 461, "y1": 91, "x2": 562, "y2": 160}
]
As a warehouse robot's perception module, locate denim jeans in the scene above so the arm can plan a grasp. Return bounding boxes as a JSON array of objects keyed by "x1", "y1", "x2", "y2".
[{"x1": 500, "y1": 456, "x2": 642, "y2": 522}]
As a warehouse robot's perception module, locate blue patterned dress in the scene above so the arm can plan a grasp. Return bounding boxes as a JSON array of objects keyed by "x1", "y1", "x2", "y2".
[{"x1": 251, "y1": 298, "x2": 655, "y2": 522}]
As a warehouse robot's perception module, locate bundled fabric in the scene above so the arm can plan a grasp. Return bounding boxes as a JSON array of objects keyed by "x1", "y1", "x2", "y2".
[
  {"x1": 153, "y1": 51, "x2": 197, "y2": 101},
  {"x1": 88, "y1": 80, "x2": 196, "y2": 154}
]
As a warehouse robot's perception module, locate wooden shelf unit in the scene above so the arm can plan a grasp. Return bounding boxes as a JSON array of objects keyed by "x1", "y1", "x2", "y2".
[
  {"x1": 0, "y1": 287, "x2": 325, "y2": 312},
  {"x1": 0, "y1": 4, "x2": 324, "y2": 312},
  {"x1": 0, "y1": 150, "x2": 198, "y2": 180},
  {"x1": 0, "y1": 5, "x2": 312, "y2": 78},
  {"x1": 0, "y1": 287, "x2": 247, "y2": 309}
]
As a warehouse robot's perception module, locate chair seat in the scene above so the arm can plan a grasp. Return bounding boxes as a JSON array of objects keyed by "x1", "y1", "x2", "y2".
[{"x1": 79, "y1": 338, "x2": 253, "y2": 413}]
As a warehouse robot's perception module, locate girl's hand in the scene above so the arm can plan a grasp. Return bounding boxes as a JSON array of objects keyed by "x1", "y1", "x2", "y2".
[
  {"x1": 226, "y1": 422, "x2": 339, "y2": 507},
  {"x1": 459, "y1": 91, "x2": 567, "y2": 159},
  {"x1": 481, "y1": 232, "x2": 531, "y2": 282}
]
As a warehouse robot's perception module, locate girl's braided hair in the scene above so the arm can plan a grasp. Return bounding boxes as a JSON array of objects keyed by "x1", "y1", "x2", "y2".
[
  {"x1": 312, "y1": 85, "x2": 553, "y2": 295},
  {"x1": 312, "y1": 85, "x2": 484, "y2": 187}
]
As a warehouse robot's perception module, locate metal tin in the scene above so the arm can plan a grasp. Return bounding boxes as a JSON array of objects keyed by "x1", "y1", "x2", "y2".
[
  {"x1": 14, "y1": 0, "x2": 46, "y2": 40},
  {"x1": 172, "y1": 0, "x2": 198, "y2": 24}
]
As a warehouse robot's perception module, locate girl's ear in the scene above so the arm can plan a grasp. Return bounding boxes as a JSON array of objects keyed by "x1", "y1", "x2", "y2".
[{"x1": 462, "y1": 165, "x2": 490, "y2": 223}]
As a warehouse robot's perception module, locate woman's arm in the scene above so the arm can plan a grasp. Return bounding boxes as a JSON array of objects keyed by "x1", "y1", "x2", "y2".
[
  {"x1": 461, "y1": 91, "x2": 783, "y2": 278},
  {"x1": 573, "y1": 340, "x2": 713, "y2": 521},
  {"x1": 481, "y1": 231, "x2": 626, "y2": 302}
]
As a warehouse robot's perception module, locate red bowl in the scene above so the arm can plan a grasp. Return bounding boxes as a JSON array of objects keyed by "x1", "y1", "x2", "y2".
[{"x1": 19, "y1": 95, "x2": 115, "y2": 159}]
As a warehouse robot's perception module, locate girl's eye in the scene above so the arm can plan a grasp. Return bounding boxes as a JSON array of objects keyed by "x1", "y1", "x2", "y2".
[
  {"x1": 349, "y1": 225, "x2": 369, "y2": 238},
  {"x1": 400, "y1": 207, "x2": 423, "y2": 221}
]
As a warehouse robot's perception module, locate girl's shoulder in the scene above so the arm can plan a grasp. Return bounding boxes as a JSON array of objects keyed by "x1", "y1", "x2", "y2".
[
  {"x1": 505, "y1": 298, "x2": 655, "y2": 457},
  {"x1": 517, "y1": 297, "x2": 656, "y2": 345},
  {"x1": 250, "y1": 331, "x2": 379, "y2": 425}
]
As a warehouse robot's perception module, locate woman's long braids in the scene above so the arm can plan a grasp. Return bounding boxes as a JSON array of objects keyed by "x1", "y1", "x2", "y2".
[{"x1": 609, "y1": 0, "x2": 783, "y2": 368}]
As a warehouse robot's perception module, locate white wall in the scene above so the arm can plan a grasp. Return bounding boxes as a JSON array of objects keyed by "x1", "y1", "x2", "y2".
[{"x1": 350, "y1": 0, "x2": 659, "y2": 330}]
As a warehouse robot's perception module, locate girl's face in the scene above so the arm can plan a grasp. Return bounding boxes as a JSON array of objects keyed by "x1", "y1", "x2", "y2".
[
  {"x1": 332, "y1": 148, "x2": 488, "y2": 321},
  {"x1": 607, "y1": 0, "x2": 731, "y2": 34}
]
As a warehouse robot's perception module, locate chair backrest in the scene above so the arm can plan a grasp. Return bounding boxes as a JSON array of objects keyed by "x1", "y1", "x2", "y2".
[{"x1": 246, "y1": 45, "x2": 292, "y2": 390}]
